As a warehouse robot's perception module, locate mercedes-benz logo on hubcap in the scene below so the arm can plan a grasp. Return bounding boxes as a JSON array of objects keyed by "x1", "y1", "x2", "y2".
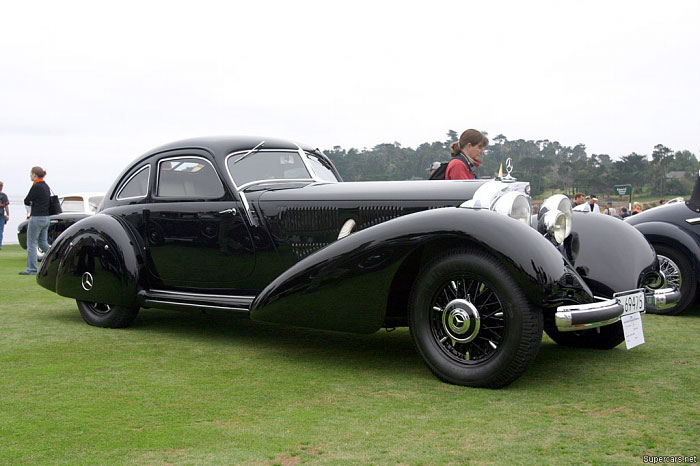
[{"x1": 81, "y1": 272, "x2": 94, "y2": 291}]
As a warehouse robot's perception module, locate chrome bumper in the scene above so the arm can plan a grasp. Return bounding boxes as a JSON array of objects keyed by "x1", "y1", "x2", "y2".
[
  {"x1": 645, "y1": 287, "x2": 682, "y2": 312},
  {"x1": 555, "y1": 287, "x2": 680, "y2": 332}
]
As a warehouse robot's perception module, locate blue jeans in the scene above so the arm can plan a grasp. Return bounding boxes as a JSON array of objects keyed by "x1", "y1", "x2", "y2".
[
  {"x1": 0, "y1": 215, "x2": 5, "y2": 247},
  {"x1": 26, "y1": 216, "x2": 50, "y2": 273}
]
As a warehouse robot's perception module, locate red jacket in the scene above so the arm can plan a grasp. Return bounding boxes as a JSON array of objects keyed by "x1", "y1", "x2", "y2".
[{"x1": 445, "y1": 157, "x2": 475, "y2": 180}]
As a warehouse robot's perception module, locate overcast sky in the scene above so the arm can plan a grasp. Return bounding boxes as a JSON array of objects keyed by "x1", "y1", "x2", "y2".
[{"x1": 1, "y1": 0, "x2": 699, "y2": 196}]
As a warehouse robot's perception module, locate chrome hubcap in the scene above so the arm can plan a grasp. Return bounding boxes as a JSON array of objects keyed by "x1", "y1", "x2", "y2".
[
  {"x1": 442, "y1": 299, "x2": 480, "y2": 343},
  {"x1": 658, "y1": 255, "x2": 682, "y2": 290}
]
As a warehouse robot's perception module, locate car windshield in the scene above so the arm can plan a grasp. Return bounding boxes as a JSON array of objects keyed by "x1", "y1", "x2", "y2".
[
  {"x1": 227, "y1": 150, "x2": 313, "y2": 189},
  {"x1": 60, "y1": 197, "x2": 85, "y2": 212}
]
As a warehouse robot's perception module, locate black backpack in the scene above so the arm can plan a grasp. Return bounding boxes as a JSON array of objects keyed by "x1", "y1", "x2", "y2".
[{"x1": 428, "y1": 156, "x2": 470, "y2": 180}]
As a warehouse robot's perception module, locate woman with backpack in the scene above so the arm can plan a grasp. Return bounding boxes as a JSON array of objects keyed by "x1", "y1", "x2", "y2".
[{"x1": 445, "y1": 129, "x2": 489, "y2": 180}]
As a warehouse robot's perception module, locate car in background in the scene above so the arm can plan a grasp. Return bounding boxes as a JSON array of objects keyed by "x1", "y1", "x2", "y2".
[
  {"x1": 626, "y1": 172, "x2": 700, "y2": 315},
  {"x1": 18, "y1": 192, "x2": 104, "y2": 249},
  {"x1": 35, "y1": 137, "x2": 678, "y2": 388}
]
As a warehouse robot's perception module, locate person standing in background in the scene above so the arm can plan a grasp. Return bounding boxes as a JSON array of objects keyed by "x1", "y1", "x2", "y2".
[
  {"x1": 0, "y1": 181, "x2": 9, "y2": 250},
  {"x1": 446, "y1": 129, "x2": 489, "y2": 180},
  {"x1": 20, "y1": 167, "x2": 52, "y2": 275},
  {"x1": 427, "y1": 162, "x2": 441, "y2": 178},
  {"x1": 572, "y1": 192, "x2": 585, "y2": 209},
  {"x1": 587, "y1": 194, "x2": 601, "y2": 213},
  {"x1": 632, "y1": 202, "x2": 643, "y2": 215},
  {"x1": 603, "y1": 201, "x2": 618, "y2": 216}
]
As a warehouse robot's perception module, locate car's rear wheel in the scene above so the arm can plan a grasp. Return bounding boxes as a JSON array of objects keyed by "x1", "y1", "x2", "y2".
[
  {"x1": 650, "y1": 244, "x2": 696, "y2": 315},
  {"x1": 408, "y1": 249, "x2": 542, "y2": 388},
  {"x1": 544, "y1": 319, "x2": 625, "y2": 349},
  {"x1": 76, "y1": 300, "x2": 139, "y2": 328}
]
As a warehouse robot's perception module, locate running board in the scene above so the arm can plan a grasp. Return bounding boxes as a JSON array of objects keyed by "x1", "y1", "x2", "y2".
[{"x1": 138, "y1": 289, "x2": 254, "y2": 316}]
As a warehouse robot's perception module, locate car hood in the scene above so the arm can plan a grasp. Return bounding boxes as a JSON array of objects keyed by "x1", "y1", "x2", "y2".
[{"x1": 256, "y1": 180, "x2": 490, "y2": 203}]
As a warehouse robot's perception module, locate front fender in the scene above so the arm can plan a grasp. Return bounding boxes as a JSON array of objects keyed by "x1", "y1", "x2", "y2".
[
  {"x1": 37, "y1": 214, "x2": 144, "y2": 308},
  {"x1": 251, "y1": 207, "x2": 580, "y2": 333},
  {"x1": 566, "y1": 213, "x2": 658, "y2": 296}
]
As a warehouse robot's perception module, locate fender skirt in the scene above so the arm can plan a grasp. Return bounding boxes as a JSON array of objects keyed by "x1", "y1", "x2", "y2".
[
  {"x1": 251, "y1": 207, "x2": 587, "y2": 334},
  {"x1": 37, "y1": 214, "x2": 144, "y2": 308}
]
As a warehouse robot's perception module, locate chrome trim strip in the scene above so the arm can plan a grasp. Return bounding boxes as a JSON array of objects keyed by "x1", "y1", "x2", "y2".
[
  {"x1": 155, "y1": 155, "x2": 224, "y2": 199},
  {"x1": 685, "y1": 217, "x2": 700, "y2": 225},
  {"x1": 294, "y1": 142, "x2": 317, "y2": 179},
  {"x1": 143, "y1": 299, "x2": 250, "y2": 313},
  {"x1": 236, "y1": 178, "x2": 316, "y2": 191},
  {"x1": 145, "y1": 289, "x2": 255, "y2": 302},
  {"x1": 238, "y1": 190, "x2": 258, "y2": 227},
  {"x1": 116, "y1": 165, "x2": 151, "y2": 201}
]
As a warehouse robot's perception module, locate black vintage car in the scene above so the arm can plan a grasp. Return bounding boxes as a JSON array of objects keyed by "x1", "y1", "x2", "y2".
[
  {"x1": 36, "y1": 136, "x2": 679, "y2": 388},
  {"x1": 626, "y1": 173, "x2": 700, "y2": 315}
]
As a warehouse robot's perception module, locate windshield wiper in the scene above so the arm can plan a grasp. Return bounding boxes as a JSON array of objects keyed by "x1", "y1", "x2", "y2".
[{"x1": 233, "y1": 140, "x2": 265, "y2": 164}]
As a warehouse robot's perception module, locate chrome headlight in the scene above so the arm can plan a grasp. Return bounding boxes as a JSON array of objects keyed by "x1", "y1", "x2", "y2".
[
  {"x1": 493, "y1": 191, "x2": 532, "y2": 225},
  {"x1": 539, "y1": 210, "x2": 567, "y2": 244},
  {"x1": 539, "y1": 194, "x2": 573, "y2": 239}
]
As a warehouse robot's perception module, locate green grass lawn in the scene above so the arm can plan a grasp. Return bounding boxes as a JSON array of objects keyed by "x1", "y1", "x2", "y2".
[{"x1": 1, "y1": 244, "x2": 698, "y2": 465}]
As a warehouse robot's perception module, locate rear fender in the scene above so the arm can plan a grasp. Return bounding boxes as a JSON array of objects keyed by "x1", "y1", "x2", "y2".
[
  {"x1": 37, "y1": 214, "x2": 144, "y2": 308},
  {"x1": 251, "y1": 207, "x2": 578, "y2": 333}
]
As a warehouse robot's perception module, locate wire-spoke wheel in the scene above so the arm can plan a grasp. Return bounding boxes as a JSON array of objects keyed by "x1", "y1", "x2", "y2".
[
  {"x1": 657, "y1": 254, "x2": 682, "y2": 291},
  {"x1": 77, "y1": 300, "x2": 139, "y2": 328},
  {"x1": 430, "y1": 278, "x2": 506, "y2": 365},
  {"x1": 649, "y1": 244, "x2": 696, "y2": 315},
  {"x1": 409, "y1": 249, "x2": 542, "y2": 388}
]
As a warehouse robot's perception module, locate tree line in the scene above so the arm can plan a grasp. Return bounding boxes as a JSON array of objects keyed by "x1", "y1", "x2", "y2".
[{"x1": 324, "y1": 131, "x2": 699, "y2": 198}]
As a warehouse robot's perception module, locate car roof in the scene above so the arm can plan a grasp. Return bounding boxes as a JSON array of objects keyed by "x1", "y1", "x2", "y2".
[{"x1": 144, "y1": 136, "x2": 317, "y2": 159}]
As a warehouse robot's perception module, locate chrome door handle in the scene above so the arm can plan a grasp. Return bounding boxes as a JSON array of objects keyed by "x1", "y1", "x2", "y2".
[{"x1": 218, "y1": 208, "x2": 237, "y2": 216}]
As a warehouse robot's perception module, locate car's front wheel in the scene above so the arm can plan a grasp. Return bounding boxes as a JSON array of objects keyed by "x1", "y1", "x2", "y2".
[
  {"x1": 651, "y1": 244, "x2": 696, "y2": 315},
  {"x1": 409, "y1": 249, "x2": 542, "y2": 388},
  {"x1": 76, "y1": 300, "x2": 139, "y2": 328}
]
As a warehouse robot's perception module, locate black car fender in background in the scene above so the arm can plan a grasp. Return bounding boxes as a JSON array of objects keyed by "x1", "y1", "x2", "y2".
[
  {"x1": 628, "y1": 220, "x2": 700, "y2": 274},
  {"x1": 624, "y1": 174, "x2": 700, "y2": 314}
]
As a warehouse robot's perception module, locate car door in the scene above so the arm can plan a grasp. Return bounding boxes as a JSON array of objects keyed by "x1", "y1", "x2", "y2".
[{"x1": 145, "y1": 150, "x2": 255, "y2": 289}]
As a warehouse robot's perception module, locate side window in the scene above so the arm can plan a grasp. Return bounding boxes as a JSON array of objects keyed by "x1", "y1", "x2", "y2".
[
  {"x1": 157, "y1": 157, "x2": 225, "y2": 198},
  {"x1": 117, "y1": 166, "x2": 150, "y2": 200}
]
